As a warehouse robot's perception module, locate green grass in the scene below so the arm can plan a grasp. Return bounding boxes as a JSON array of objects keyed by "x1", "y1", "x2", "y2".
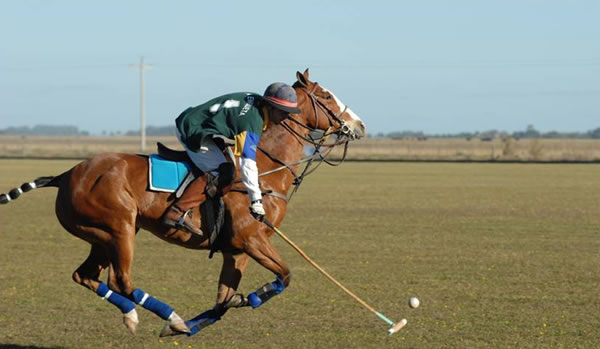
[{"x1": 1, "y1": 160, "x2": 599, "y2": 348}]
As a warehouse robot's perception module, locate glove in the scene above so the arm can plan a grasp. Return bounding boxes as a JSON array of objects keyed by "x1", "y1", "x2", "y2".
[{"x1": 249, "y1": 199, "x2": 265, "y2": 221}]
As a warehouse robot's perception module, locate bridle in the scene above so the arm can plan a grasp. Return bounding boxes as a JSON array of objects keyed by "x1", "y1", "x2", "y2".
[
  {"x1": 251, "y1": 80, "x2": 357, "y2": 200},
  {"x1": 282, "y1": 81, "x2": 358, "y2": 146}
]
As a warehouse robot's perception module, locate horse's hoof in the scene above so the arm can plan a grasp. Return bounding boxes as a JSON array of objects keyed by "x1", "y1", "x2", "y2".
[
  {"x1": 171, "y1": 321, "x2": 191, "y2": 334},
  {"x1": 159, "y1": 322, "x2": 189, "y2": 337},
  {"x1": 159, "y1": 312, "x2": 190, "y2": 337},
  {"x1": 123, "y1": 309, "x2": 139, "y2": 335},
  {"x1": 159, "y1": 323, "x2": 174, "y2": 337},
  {"x1": 159, "y1": 323, "x2": 177, "y2": 337}
]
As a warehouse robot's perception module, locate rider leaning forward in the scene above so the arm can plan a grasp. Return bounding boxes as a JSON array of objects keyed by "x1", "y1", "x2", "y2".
[{"x1": 162, "y1": 82, "x2": 301, "y2": 235}]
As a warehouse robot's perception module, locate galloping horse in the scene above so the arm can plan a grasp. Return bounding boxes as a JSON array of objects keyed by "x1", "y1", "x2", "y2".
[{"x1": 0, "y1": 69, "x2": 366, "y2": 336}]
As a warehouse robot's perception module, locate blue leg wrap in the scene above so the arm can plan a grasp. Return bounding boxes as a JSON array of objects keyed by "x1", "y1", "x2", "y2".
[
  {"x1": 131, "y1": 288, "x2": 174, "y2": 320},
  {"x1": 247, "y1": 276, "x2": 286, "y2": 309},
  {"x1": 185, "y1": 309, "x2": 221, "y2": 337},
  {"x1": 96, "y1": 282, "x2": 136, "y2": 314}
]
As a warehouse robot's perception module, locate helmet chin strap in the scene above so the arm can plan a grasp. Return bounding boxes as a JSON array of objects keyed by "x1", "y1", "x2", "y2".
[{"x1": 261, "y1": 106, "x2": 270, "y2": 130}]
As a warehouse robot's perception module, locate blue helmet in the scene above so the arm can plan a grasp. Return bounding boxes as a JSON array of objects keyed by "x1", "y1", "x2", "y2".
[{"x1": 263, "y1": 82, "x2": 301, "y2": 114}]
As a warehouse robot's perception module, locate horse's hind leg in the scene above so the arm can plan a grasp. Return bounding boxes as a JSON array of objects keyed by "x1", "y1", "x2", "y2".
[
  {"x1": 72, "y1": 244, "x2": 107, "y2": 291},
  {"x1": 105, "y1": 232, "x2": 190, "y2": 335},
  {"x1": 72, "y1": 244, "x2": 139, "y2": 334}
]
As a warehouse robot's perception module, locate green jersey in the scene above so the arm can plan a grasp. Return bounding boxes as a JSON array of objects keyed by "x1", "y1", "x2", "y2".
[{"x1": 175, "y1": 92, "x2": 267, "y2": 160}]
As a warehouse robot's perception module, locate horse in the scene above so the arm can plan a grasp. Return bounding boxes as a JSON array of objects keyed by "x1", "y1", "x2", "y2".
[{"x1": 0, "y1": 69, "x2": 366, "y2": 336}]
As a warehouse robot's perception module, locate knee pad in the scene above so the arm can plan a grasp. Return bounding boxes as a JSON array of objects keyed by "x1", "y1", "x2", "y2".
[{"x1": 217, "y1": 162, "x2": 235, "y2": 189}]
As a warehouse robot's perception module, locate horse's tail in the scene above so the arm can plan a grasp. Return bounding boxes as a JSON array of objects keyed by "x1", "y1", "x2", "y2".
[{"x1": 0, "y1": 175, "x2": 62, "y2": 205}]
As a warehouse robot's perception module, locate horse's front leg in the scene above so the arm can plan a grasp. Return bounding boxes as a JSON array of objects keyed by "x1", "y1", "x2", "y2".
[
  {"x1": 216, "y1": 251, "x2": 250, "y2": 308},
  {"x1": 243, "y1": 232, "x2": 291, "y2": 308},
  {"x1": 161, "y1": 252, "x2": 250, "y2": 337},
  {"x1": 186, "y1": 233, "x2": 290, "y2": 336}
]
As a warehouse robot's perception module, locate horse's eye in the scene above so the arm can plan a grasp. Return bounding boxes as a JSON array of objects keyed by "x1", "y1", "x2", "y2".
[{"x1": 325, "y1": 95, "x2": 332, "y2": 100}]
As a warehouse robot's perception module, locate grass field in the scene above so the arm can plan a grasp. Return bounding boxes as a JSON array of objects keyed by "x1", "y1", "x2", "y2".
[{"x1": 1, "y1": 159, "x2": 599, "y2": 349}]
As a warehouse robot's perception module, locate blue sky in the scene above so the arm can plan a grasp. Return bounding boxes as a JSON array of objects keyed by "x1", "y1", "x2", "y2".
[{"x1": 1, "y1": 0, "x2": 599, "y2": 135}]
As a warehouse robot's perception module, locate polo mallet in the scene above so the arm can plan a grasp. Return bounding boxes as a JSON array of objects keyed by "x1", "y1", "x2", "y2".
[{"x1": 263, "y1": 219, "x2": 407, "y2": 335}]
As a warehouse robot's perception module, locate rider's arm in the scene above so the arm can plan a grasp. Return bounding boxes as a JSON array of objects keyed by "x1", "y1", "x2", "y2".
[
  {"x1": 235, "y1": 131, "x2": 262, "y2": 203},
  {"x1": 240, "y1": 157, "x2": 261, "y2": 202}
]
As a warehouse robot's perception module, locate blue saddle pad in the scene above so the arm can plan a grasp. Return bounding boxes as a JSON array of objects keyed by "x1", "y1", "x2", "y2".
[{"x1": 148, "y1": 154, "x2": 192, "y2": 192}]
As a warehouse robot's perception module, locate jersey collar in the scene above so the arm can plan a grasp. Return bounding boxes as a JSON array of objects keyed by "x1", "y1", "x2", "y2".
[{"x1": 261, "y1": 106, "x2": 269, "y2": 131}]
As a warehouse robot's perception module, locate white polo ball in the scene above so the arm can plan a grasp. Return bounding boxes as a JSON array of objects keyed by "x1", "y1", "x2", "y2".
[{"x1": 409, "y1": 296, "x2": 420, "y2": 309}]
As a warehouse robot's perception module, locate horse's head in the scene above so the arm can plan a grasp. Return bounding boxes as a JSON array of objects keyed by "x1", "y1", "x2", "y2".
[{"x1": 292, "y1": 69, "x2": 366, "y2": 141}]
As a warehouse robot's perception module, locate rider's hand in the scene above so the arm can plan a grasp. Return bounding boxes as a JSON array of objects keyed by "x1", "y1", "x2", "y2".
[{"x1": 249, "y1": 199, "x2": 265, "y2": 221}]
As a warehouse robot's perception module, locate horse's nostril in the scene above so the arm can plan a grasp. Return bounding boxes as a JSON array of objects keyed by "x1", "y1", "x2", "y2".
[{"x1": 352, "y1": 121, "x2": 366, "y2": 138}]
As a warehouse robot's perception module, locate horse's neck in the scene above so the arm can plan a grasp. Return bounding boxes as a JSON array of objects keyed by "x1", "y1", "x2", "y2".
[{"x1": 258, "y1": 122, "x2": 307, "y2": 193}]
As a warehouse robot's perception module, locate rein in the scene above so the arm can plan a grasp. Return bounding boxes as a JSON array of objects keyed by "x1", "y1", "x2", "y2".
[
  {"x1": 231, "y1": 81, "x2": 353, "y2": 202},
  {"x1": 253, "y1": 81, "x2": 355, "y2": 200},
  {"x1": 231, "y1": 144, "x2": 341, "y2": 202}
]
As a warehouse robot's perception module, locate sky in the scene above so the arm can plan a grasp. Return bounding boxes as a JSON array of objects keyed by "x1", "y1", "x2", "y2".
[{"x1": 1, "y1": 0, "x2": 599, "y2": 135}]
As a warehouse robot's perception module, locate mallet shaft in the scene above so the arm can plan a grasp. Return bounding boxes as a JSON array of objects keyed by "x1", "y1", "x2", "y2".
[
  {"x1": 264, "y1": 220, "x2": 407, "y2": 335},
  {"x1": 266, "y1": 221, "x2": 378, "y2": 315}
]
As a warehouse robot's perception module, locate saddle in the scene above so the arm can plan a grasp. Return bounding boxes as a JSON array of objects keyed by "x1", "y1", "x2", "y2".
[
  {"x1": 155, "y1": 142, "x2": 227, "y2": 258},
  {"x1": 157, "y1": 142, "x2": 191, "y2": 163}
]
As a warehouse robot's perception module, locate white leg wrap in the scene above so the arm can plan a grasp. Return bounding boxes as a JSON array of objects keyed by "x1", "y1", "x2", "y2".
[
  {"x1": 29, "y1": 182, "x2": 37, "y2": 189},
  {"x1": 138, "y1": 293, "x2": 149, "y2": 306},
  {"x1": 168, "y1": 311, "x2": 181, "y2": 323},
  {"x1": 102, "y1": 290, "x2": 113, "y2": 300},
  {"x1": 124, "y1": 309, "x2": 139, "y2": 324}
]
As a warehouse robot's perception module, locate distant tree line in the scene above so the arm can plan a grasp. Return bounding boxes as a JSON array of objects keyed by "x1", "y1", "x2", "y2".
[
  {"x1": 375, "y1": 125, "x2": 600, "y2": 140},
  {"x1": 0, "y1": 125, "x2": 176, "y2": 137},
  {"x1": 124, "y1": 125, "x2": 177, "y2": 137},
  {"x1": 2, "y1": 124, "x2": 600, "y2": 139},
  {"x1": 0, "y1": 125, "x2": 89, "y2": 136}
]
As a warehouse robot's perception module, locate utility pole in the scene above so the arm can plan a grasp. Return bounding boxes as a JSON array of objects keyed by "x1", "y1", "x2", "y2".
[{"x1": 130, "y1": 57, "x2": 152, "y2": 152}]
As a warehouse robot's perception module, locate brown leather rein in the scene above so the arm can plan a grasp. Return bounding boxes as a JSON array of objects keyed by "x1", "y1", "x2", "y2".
[{"x1": 252, "y1": 83, "x2": 354, "y2": 201}]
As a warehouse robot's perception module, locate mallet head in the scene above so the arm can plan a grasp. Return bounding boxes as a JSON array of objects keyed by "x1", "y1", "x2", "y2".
[{"x1": 388, "y1": 318, "x2": 407, "y2": 335}]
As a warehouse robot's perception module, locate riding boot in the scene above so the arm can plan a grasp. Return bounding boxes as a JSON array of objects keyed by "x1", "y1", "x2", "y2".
[
  {"x1": 162, "y1": 176, "x2": 208, "y2": 235},
  {"x1": 205, "y1": 162, "x2": 235, "y2": 198},
  {"x1": 163, "y1": 162, "x2": 235, "y2": 236}
]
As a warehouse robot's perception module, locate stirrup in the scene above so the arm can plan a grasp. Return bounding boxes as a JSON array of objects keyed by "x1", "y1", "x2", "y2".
[
  {"x1": 163, "y1": 207, "x2": 203, "y2": 236},
  {"x1": 175, "y1": 209, "x2": 191, "y2": 229}
]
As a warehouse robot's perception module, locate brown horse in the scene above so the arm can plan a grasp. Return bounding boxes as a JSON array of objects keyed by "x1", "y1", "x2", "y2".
[{"x1": 0, "y1": 69, "x2": 366, "y2": 336}]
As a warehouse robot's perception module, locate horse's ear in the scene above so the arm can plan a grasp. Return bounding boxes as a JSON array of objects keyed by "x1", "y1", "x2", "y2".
[{"x1": 296, "y1": 69, "x2": 310, "y2": 86}]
